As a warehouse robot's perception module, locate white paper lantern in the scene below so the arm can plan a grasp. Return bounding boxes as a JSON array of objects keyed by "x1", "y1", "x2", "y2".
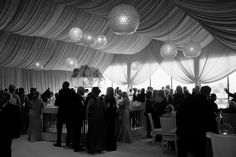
[
  {"x1": 183, "y1": 41, "x2": 201, "y2": 58},
  {"x1": 92, "y1": 35, "x2": 107, "y2": 48},
  {"x1": 108, "y1": 4, "x2": 140, "y2": 35},
  {"x1": 35, "y1": 62, "x2": 43, "y2": 70},
  {"x1": 160, "y1": 42, "x2": 178, "y2": 59},
  {"x1": 81, "y1": 31, "x2": 97, "y2": 46},
  {"x1": 69, "y1": 27, "x2": 83, "y2": 42},
  {"x1": 131, "y1": 61, "x2": 140, "y2": 70},
  {"x1": 65, "y1": 57, "x2": 77, "y2": 68}
]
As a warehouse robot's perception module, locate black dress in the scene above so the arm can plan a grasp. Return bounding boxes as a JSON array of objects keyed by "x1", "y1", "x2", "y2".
[
  {"x1": 86, "y1": 96, "x2": 105, "y2": 154},
  {"x1": 104, "y1": 96, "x2": 117, "y2": 151}
]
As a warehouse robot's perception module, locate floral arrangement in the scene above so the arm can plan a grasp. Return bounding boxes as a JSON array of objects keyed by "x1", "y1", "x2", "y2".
[{"x1": 72, "y1": 65, "x2": 103, "y2": 79}]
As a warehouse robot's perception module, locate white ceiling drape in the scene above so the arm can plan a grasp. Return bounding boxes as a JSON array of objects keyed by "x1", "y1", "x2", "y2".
[
  {"x1": 0, "y1": 0, "x2": 236, "y2": 89},
  {"x1": 152, "y1": 40, "x2": 236, "y2": 85},
  {"x1": 0, "y1": 66, "x2": 73, "y2": 93}
]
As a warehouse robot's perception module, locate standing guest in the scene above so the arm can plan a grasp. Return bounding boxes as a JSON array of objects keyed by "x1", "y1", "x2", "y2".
[
  {"x1": 183, "y1": 86, "x2": 190, "y2": 98},
  {"x1": 145, "y1": 89, "x2": 153, "y2": 138},
  {"x1": 0, "y1": 93, "x2": 21, "y2": 157},
  {"x1": 54, "y1": 81, "x2": 74, "y2": 147},
  {"x1": 177, "y1": 86, "x2": 218, "y2": 157},
  {"x1": 72, "y1": 86, "x2": 85, "y2": 152},
  {"x1": 173, "y1": 86, "x2": 185, "y2": 111},
  {"x1": 28, "y1": 91, "x2": 44, "y2": 142},
  {"x1": 86, "y1": 87, "x2": 106, "y2": 154},
  {"x1": 132, "y1": 88, "x2": 138, "y2": 102},
  {"x1": 41, "y1": 88, "x2": 53, "y2": 105},
  {"x1": 18, "y1": 88, "x2": 30, "y2": 134},
  {"x1": 118, "y1": 92, "x2": 133, "y2": 143},
  {"x1": 27, "y1": 88, "x2": 37, "y2": 101},
  {"x1": 137, "y1": 88, "x2": 146, "y2": 102},
  {"x1": 104, "y1": 87, "x2": 117, "y2": 151},
  {"x1": 8, "y1": 84, "x2": 21, "y2": 109}
]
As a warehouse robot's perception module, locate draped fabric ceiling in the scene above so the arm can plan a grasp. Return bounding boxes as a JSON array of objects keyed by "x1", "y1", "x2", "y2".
[{"x1": 0, "y1": 0, "x2": 236, "y2": 92}]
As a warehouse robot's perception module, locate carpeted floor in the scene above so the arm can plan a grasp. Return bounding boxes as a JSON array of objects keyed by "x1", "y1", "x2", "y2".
[{"x1": 12, "y1": 135, "x2": 175, "y2": 157}]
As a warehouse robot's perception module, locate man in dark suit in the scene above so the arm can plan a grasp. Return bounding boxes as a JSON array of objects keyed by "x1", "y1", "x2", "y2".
[
  {"x1": 54, "y1": 81, "x2": 75, "y2": 147},
  {"x1": 0, "y1": 92, "x2": 21, "y2": 157},
  {"x1": 72, "y1": 86, "x2": 85, "y2": 152},
  {"x1": 176, "y1": 86, "x2": 218, "y2": 157}
]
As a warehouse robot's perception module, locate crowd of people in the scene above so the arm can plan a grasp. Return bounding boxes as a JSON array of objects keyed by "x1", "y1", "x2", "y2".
[{"x1": 1, "y1": 82, "x2": 236, "y2": 157}]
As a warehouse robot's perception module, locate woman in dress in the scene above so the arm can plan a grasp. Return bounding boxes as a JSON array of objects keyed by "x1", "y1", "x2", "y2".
[
  {"x1": 86, "y1": 87, "x2": 105, "y2": 154},
  {"x1": 118, "y1": 91, "x2": 132, "y2": 143},
  {"x1": 104, "y1": 87, "x2": 117, "y2": 151},
  {"x1": 28, "y1": 91, "x2": 44, "y2": 142}
]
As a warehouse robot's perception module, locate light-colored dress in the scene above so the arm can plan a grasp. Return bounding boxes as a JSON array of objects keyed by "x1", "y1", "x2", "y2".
[
  {"x1": 28, "y1": 97, "x2": 44, "y2": 142},
  {"x1": 118, "y1": 97, "x2": 132, "y2": 143}
]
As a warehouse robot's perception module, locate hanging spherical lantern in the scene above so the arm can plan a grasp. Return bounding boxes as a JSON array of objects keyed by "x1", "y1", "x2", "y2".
[
  {"x1": 35, "y1": 62, "x2": 43, "y2": 70},
  {"x1": 65, "y1": 57, "x2": 77, "y2": 69},
  {"x1": 69, "y1": 27, "x2": 83, "y2": 42},
  {"x1": 91, "y1": 34, "x2": 107, "y2": 49},
  {"x1": 108, "y1": 4, "x2": 140, "y2": 35},
  {"x1": 81, "y1": 31, "x2": 97, "y2": 46},
  {"x1": 160, "y1": 42, "x2": 178, "y2": 59},
  {"x1": 183, "y1": 41, "x2": 201, "y2": 58},
  {"x1": 131, "y1": 61, "x2": 140, "y2": 70}
]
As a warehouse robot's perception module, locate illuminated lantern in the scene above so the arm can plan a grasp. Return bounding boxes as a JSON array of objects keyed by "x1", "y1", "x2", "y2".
[
  {"x1": 65, "y1": 57, "x2": 77, "y2": 68},
  {"x1": 81, "y1": 31, "x2": 97, "y2": 46},
  {"x1": 183, "y1": 41, "x2": 201, "y2": 58},
  {"x1": 69, "y1": 27, "x2": 83, "y2": 42},
  {"x1": 160, "y1": 42, "x2": 178, "y2": 59},
  {"x1": 131, "y1": 61, "x2": 140, "y2": 70},
  {"x1": 108, "y1": 4, "x2": 140, "y2": 35}
]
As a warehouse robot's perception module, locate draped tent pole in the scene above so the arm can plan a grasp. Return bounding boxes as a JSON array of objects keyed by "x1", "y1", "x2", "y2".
[{"x1": 194, "y1": 57, "x2": 200, "y2": 87}]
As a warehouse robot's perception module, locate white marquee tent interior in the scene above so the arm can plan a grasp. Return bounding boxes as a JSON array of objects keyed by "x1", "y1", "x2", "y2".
[{"x1": 0, "y1": 0, "x2": 236, "y2": 98}]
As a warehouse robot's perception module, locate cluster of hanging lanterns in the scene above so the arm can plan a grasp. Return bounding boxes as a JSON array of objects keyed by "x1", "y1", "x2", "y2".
[
  {"x1": 69, "y1": 4, "x2": 201, "y2": 59},
  {"x1": 69, "y1": 27, "x2": 107, "y2": 49},
  {"x1": 35, "y1": 62, "x2": 43, "y2": 70},
  {"x1": 160, "y1": 41, "x2": 202, "y2": 59}
]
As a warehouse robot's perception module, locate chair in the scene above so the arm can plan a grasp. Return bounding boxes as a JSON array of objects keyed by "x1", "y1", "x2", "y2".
[
  {"x1": 147, "y1": 113, "x2": 162, "y2": 144},
  {"x1": 207, "y1": 132, "x2": 236, "y2": 157},
  {"x1": 160, "y1": 117, "x2": 177, "y2": 156}
]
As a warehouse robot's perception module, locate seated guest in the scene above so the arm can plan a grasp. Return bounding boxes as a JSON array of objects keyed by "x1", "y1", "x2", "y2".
[
  {"x1": 0, "y1": 92, "x2": 21, "y2": 157},
  {"x1": 152, "y1": 90, "x2": 168, "y2": 141},
  {"x1": 162, "y1": 104, "x2": 176, "y2": 118},
  {"x1": 210, "y1": 93, "x2": 220, "y2": 116}
]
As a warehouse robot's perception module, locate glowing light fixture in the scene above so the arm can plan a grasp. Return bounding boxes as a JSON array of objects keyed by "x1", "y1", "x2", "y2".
[
  {"x1": 108, "y1": 4, "x2": 140, "y2": 35},
  {"x1": 183, "y1": 41, "x2": 201, "y2": 58},
  {"x1": 160, "y1": 42, "x2": 178, "y2": 59},
  {"x1": 65, "y1": 57, "x2": 77, "y2": 69},
  {"x1": 69, "y1": 27, "x2": 83, "y2": 42}
]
